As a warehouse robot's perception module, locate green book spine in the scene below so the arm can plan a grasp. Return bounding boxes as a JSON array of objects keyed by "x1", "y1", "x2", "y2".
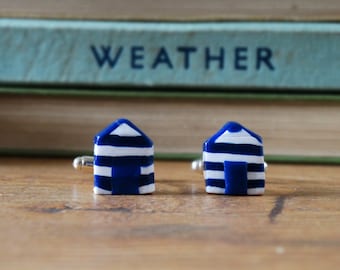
[{"x1": 2, "y1": 19, "x2": 340, "y2": 90}]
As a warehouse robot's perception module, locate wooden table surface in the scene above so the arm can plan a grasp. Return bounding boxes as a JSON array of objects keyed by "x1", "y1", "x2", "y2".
[{"x1": 0, "y1": 157, "x2": 339, "y2": 269}]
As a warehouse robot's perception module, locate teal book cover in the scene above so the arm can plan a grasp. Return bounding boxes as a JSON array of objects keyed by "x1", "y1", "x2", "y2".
[{"x1": 1, "y1": 19, "x2": 340, "y2": 90}]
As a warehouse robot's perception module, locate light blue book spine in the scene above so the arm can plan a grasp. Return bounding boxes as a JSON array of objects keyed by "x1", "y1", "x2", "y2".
[{"x1": 1, "y1": 19, "x2": 340, "y2": 90}]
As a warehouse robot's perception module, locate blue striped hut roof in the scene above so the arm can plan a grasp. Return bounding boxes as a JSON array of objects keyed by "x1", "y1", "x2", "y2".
[
  {"x1": 204, "y1": 121, "x2": 263, "y2": 156},
  {"x1": 94, "y1": 118, "x2": 153, "y2": 148}
]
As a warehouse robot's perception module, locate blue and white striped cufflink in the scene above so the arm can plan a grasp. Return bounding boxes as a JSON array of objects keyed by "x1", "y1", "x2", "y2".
[
  {"x1": 73, "y1": 118, "x2": 155, "y2": 195},
  {"x1": 193, "y1": 121, "x2": 266, "y2": 196}
]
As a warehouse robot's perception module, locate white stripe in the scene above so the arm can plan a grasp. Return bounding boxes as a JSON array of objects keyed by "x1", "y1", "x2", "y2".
[
  {"x1": 109, "y1": 123, "x2": 142, "y2": 136},
  {"x1": 215, "y1": 129, "x2": 263, "y2": 146},
  {"x1": 206, "y1": 186, "x2": 225, "y2": 194},
  {"x1": 206, "y1": 186, "x2": 265, "y2": 195},
  {"x1": 94, "y1": 165, "x2": 112, "y2": 177},
  {"x1": 94, "y1": 145, "x2": 154, "y2": 157},
  {"x1": 93, "y1": 186, "x2": 111, "y2": 195},
  {"x1": 204, "y1": 170, "x2": 224, "y2": 180},
  {"x1": 94, "y1": 164, "x2": 154, "y2": 177},
  {"x1": 247, "y1": 187, "x2": 265, "y2": 195},
  {"x1": 94, "y1": 184, "x2": 155, "y2": 195},
  {"x1": 139, "y1": 183, "x2": 155, "y2": 194},
  {"x1": 203, "y1": 152, "x2": 264, "y2": 164},
  {"x1": 204, "y1": 170, "x2": 265, "y2": 180},
  {"x1": 141, "y1": 164, "x2": 154, "y2": 175},
  {"x1": 248, "y1": 172, "x2": 265, "y2": 180}
]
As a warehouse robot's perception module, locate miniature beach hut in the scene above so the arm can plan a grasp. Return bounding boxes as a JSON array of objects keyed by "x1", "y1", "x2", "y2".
[
  {"x1": 93, "y1": 118, "x2": 155, "y2": 195},
  {"x1": 203, "y1": 121, "x2": 265, "y2": 195}
]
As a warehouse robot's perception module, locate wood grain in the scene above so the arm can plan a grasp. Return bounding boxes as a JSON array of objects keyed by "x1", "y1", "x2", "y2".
[{"x1": 0, "y1": 158, "x2": 339, "y2": 269}]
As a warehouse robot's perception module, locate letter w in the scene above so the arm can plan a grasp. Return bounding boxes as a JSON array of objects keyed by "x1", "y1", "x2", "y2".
[{"x1": 90, "y1": 45, "x2": 123, "y2": 68}]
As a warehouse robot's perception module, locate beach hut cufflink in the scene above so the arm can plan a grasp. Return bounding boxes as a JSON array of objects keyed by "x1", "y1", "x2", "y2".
[
  {"x1": 73, "y1": 118, "x2": 155, "y2": 195},
  {"x1": 201, "y1": 121, "x2": 265, "y2": 196}
]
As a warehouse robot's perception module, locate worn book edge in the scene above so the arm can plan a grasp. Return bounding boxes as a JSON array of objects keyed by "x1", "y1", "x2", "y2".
[{"x1": 1, "y1": 86, "x2": 340, "y2": 102}]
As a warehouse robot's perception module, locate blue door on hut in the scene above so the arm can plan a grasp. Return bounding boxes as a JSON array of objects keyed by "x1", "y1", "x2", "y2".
[{"x1": 111, "y1": 164, "x2": 140, "y2": 194}]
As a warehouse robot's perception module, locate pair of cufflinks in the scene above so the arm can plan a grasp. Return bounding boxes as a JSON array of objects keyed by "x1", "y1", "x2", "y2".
[{"x1": 73, "y1": 118, "x2": 266, "y2": 196}]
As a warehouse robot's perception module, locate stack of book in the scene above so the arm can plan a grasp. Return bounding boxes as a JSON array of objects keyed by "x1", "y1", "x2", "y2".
[{"x1": 1, "y1": 0, "x2": 340, "y2": 164}]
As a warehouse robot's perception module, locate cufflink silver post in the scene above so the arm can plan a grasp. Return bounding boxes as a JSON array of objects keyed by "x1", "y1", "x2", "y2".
[
  {"x1": 191, "y1": 159, "x2": 203, "y2": 171},
  {"x1": 73, "y1": 155, "x2": 94, "y2": 170}
]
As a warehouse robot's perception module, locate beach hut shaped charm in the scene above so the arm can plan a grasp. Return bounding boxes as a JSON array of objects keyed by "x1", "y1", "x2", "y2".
[
  {"x1": 93, "y1": 118, "x2": 155, "y2": 195},
  {"x1": 203, "y1": 121, "x2": 265, "y2": 195}
]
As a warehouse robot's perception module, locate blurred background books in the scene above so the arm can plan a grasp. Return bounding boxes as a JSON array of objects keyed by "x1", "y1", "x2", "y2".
[
  {"x1": 1, "y1": 0, "x2": 340, "y2": 21},
  {"x1": 1, "y1": 0, "x2": 340, "y2": 164}
]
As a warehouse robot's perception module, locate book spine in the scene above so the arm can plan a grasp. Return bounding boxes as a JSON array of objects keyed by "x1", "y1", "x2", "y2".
[{"x1": 1, "y1": 19, "x2": 340, "y2": 90}]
